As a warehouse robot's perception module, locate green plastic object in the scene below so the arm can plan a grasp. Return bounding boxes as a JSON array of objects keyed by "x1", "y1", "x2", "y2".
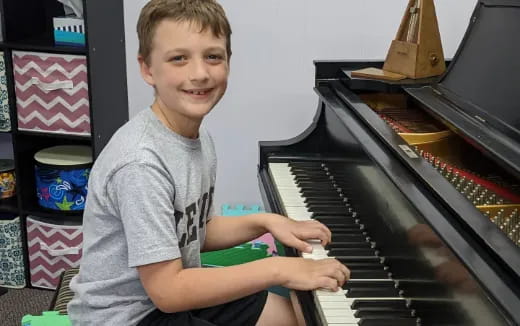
[
  {"x1": 201, "y1": 242, "x2": 271, "y2": 267},
  {"x1": 21, "y1": 311, "x2": 71, "y2": 326}
]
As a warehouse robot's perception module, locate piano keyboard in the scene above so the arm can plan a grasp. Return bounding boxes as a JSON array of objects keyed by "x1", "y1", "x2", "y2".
[{"x1": 269, "y1": 161, "x2": 467, "y2": 326}]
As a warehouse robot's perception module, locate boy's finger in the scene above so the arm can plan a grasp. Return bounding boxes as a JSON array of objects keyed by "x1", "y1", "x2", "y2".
[
  {"x1": 316, "y1": 222, "x2": 332, "y2": 243},
  {"x1": 295, "y1": 239, "x2": 312, "y2": 253}
]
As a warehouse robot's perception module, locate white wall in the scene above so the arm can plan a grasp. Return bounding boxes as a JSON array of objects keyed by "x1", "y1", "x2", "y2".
[{"x1": 124, "y1": 0, "x2": 476, "y2": 210}]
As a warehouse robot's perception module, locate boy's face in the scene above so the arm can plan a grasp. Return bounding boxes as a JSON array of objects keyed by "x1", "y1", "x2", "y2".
[{"x1": 140, "y1": 19, "x2": 229, "y2": 121}]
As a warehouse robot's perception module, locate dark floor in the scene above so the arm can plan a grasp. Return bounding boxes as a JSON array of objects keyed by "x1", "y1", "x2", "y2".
[{"x1": 0, "y1": 288, "x2": 55, "y2": 326}]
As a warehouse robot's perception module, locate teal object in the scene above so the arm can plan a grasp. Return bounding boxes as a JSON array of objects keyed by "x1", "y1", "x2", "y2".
[
  {"x1": 221, "y1": 204, "x2": 262, "y2": 216},
  {"x1": 54, "y1": 30, "x2": 85, "y2": 47},
  {"x1": 21, "y1": 311, "x2": 71, "y2": 326}
]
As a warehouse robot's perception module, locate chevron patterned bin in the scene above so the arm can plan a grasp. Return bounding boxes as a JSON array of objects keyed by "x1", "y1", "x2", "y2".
[
  {"x1": 13, "y1": 51, "x2": 90, "y2": 136},
  {"x1": 27, "y1": 216, "x2": 83, "y2": 289}
]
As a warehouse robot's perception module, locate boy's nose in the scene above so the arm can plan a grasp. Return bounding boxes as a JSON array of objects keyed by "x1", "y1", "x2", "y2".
[{"x1": 188, "y1": 60, "x2": 210, "y2": 82}]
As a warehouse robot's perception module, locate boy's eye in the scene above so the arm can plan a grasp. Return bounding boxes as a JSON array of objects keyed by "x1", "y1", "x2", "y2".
[
  {"x1": 207, "y1": 54, "x2": 224, "y2": 61},
  {"x1": 170, "y1": 55, "x2": 186, "y2": 62}
]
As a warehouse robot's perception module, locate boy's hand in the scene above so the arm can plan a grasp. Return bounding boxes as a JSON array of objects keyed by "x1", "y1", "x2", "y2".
[
  {"x1": 264, "y1": 214, "x2": 331, "y2": 253},
  {"x1": 274, "y1": 256, "x2": 350, "y2": 292}
]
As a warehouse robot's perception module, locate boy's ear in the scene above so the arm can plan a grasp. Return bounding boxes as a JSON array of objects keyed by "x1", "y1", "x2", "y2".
[{"x1": 138, "y1": 55, "x2": 155, "y2": 87}]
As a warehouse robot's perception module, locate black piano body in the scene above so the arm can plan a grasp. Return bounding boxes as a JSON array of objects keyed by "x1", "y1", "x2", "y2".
[{"x1": 258, "y1": 1, "x2": 520, "y2": 325}]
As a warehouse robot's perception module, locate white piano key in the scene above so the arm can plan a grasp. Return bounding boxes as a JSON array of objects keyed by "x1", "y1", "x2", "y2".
[
  {"x1": 321, "y1": 309, "x2": 352, "y2": 316},
  {"x1": 270, "y1": 162, "x2": 358, "y2": 326},
  {"x1": 319, "y1": 296, "x2": 349, "y2": 302},
  {"x1": 320, "y1": 301, "x2": 352, "y2": 309},
  {"x1": 316, "y1": 289, "x2": 346, "y2": 297},
  {"x1": 325, "y1": 315, "x2": 359, "y2": 324}
]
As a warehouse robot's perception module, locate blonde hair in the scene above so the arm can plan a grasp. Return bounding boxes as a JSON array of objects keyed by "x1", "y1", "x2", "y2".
[{"x1": 137, "y1": 0, "x2": 232, "y2": 65}]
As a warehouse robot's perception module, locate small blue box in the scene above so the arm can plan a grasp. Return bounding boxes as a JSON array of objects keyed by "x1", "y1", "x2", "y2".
[{"x1": 53, "y1": 16, "x2": 85, "y2": 47}]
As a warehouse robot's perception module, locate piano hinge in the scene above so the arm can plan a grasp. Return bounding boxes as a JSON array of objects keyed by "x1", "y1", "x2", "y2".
[
  {"x1": 474, "y1": 115, "x2": 486, "y2": 123},
  {"x1": 398, "y1": 144, "x2": 419, "y2": 158},
  {"x1": 432, "y1": 88, "x2": 442, "y2": 96}
]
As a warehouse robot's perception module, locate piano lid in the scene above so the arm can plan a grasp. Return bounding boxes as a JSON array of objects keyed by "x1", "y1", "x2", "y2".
[{"x1": 406, "y1": 0, "x2": 520, "y2": 176}]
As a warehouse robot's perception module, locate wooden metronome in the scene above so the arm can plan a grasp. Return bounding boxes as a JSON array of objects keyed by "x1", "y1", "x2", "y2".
[{"x1": 352, "y1": 0, "x2": 446, "y2": 81}]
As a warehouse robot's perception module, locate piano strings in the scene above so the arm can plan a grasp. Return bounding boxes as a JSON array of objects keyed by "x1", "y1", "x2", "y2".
[{"x1": 361, "y1": 94, "x2": 520, "y2": 247}]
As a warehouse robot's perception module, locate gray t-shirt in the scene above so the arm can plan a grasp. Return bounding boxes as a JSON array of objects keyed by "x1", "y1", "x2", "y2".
[{"x1": 68, "y1": 108, "x2": 217, "y2": 325}]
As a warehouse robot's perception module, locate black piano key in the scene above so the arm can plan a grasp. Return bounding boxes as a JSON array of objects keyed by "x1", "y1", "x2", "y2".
[
  {"x1": 305, "y1": 199, "x2": 348, "y2": 206},
  {"x1": 291, "y1": 166, "x2": 324, "y2": 171},
  {"x1": 409, "y1": 299, "x2": 460, "y2": 310},
  {"x1": 308, "y1": 207, "x2": 352, "y2": 215},
  {"x1": 329, "y1": 242, "x2": 373, "y2": 250},
  {"x1": 333, "y1": 234, "x2": 368, "y2": 243},
  {"x1": 352, "y1": 299, "x2": 409, "y2": 310},
  {"x1": 331, "y1": 229, "x2": 367, "y2": 236},
  {"x1": 298, "y1": 182, "x2": 336, "y2": 189},
  {"x1": 330, "y1": 248, "x2": 377, "y2": 256},
  {"x1": 409, "y1": 300, "x2": 465, "y2": 323},
  {"x1": 354, "y1": 309, "x2": 413, "y2": 318},
  {"x1": 307, "y1": 203, "x2": 351, "y2": 210},
  {"x1": 289, "y1": 162, "x2": 323, "y2": 167},
  {"x1": 358, "y1": 317, "x2": 419, "y2": 326},
  {"x1": 297, "y1": 182, "x2": 336, "y2": 189},
  {"x1": 346, "y1": 287, "x2": 401, "y2": 298},
  {"x1": 314, "y1": 215, "x2": 357, "y2": 221},
  {"x1": 340, "y1": 262, "x2": 386, "y2": 270},
  {"x1": 382, "y1": 257, "x2": 434, "y2": 280},
  {"x1": 327, "y1": 225, "x2": 363, "y2": 232},
  {"x1": 344, "y1": 280, "x2": 396, "y2": 290},
  {"x1": 340, "y1": 256, "x2": 382, "y2": 264},
  {"x1": 396, "y1": 280, "x2": 451, "y2": 298},
  {"x1": 349, "y1": 269, "x2": 390, "y2": 279},
  {"x1": 300, "y1": 190, "x2": 341, "y2": 197},
  {"x1": 312, "y1": 211, "x2": 354, "y2": 218},
  {"x1": 304, "y1": 197, "x2": 347, "y2": 204},
  {"x1": 293, "y1": 175, "x2": 331, "y2": 180}
]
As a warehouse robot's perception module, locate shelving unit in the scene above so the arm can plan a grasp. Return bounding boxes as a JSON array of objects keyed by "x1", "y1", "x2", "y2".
[{"x1": 0, "y1": 0, "x2": 128, "y2": 288}]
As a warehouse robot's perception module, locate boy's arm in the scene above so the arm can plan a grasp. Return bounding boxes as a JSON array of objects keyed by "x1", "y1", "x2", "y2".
[
  {"x1": 138, "y1": 254, "x2": 349, "y2": 313},
  {"x1": 202, "y1": 213, "x2": 269, "y2": 251},
  {"x1": 203, "y1": 213, "x2": 331, "y2": 253}
]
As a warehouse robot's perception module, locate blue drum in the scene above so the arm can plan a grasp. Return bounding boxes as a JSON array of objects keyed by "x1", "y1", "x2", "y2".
[{"x1": 34, "y1": 145, "x2": 92, "y2": 211}]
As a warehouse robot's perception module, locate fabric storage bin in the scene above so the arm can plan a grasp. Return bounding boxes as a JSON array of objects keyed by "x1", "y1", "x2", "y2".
[
  {"x1": 13, "y1": 51, "x2": 90, "y2": 135},
  {"x1": 0, "y1": 216, "x2": 26, "y2": 288},
  {"x1": 27, "y1": 216, "x2": 82, "y2": 289},
  {"x1": 0, "y1": 52, "x2": 11, "y2": 131},
  {"x1": 35, "y1": 145, "x2": 92, "y2": 211},
  {"x1": 0, "y1": 159, "x2": 16, "y2": 199}
]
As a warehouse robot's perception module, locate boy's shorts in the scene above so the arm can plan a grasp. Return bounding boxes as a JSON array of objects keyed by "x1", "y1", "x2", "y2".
[{"x1": 137, "y1": 290, "x2": 268, "y2": 326}]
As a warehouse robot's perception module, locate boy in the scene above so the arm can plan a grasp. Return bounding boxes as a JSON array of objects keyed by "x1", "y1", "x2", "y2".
[{"x1": 68, "y1": 0, "x2": 350, "y2": 325}]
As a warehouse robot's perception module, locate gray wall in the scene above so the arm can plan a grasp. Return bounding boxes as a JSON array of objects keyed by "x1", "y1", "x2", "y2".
[{"x1": 123, "y1": 0, "x2": 476, "y2": 211}]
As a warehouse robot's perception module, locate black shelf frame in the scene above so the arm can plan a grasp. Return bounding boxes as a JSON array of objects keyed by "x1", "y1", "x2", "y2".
[
  {"x1": 0, "y1": 196, "x2": 19, "y2": 214},
  {"x1": 0, "y1": 41, "x2": 87, "y2": 55},
  {"x1": 15, "y1": 130, "x2": 92, "y2": 141},
  {"x1": 0, "y1": 0, "x2": 129, "y2": 288}
]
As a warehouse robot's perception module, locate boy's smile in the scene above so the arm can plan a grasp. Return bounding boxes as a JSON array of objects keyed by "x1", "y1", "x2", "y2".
[{"x1": 139, "y1": 19, "x2": 229, "y2": 138}]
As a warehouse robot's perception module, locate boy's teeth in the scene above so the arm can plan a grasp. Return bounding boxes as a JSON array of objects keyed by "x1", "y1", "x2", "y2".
[{"x1": 189, "y1": 90, "x2": 207, "y2": 95}]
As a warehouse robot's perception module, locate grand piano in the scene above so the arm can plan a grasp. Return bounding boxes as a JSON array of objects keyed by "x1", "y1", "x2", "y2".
[{"x1": 257, "y1": 1, "x2": 520, "y2": 325}]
